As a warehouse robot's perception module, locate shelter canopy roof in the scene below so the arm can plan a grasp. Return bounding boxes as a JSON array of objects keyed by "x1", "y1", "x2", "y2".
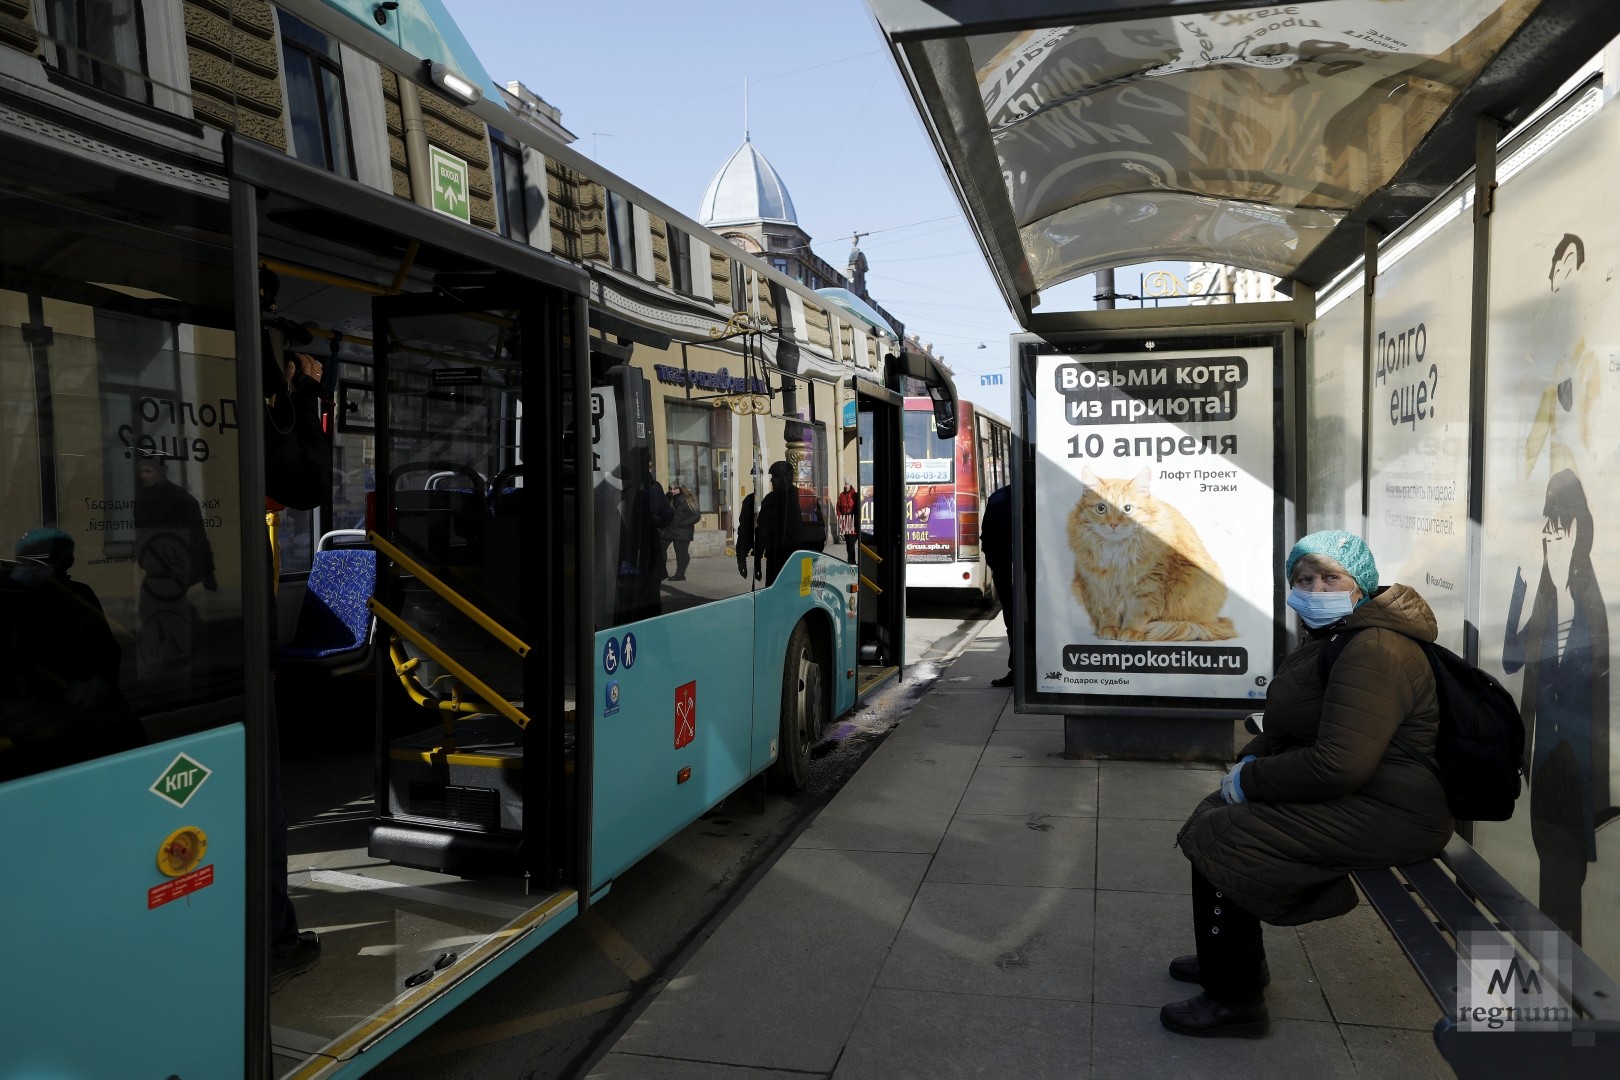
[{"x1": 869, "y1": 0, "x2": 1619, "y2": 322}]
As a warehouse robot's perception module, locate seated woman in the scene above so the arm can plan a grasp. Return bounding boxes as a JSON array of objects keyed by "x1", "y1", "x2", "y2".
[{"x1": 1165, "y1": 530, "x2": 1454, "y2": 1037}]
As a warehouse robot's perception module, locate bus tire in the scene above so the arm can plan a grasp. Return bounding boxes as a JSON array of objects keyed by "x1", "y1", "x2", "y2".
[{"x1": 768, "y1": 620, "x2": 823, "y2": 794}]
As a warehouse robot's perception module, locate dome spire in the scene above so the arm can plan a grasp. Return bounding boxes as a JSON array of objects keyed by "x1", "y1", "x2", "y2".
[{"x1": 698, "y1": 135, "x2": 799, "y2": 228}]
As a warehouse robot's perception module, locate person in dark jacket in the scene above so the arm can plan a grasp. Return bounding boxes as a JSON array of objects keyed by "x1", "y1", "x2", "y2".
[
  {"x1": 1165, "y1": 530, "x2": 1452, "y2": 1038},
  {"x1": 260, "y1": 269, "x2": 332, "y2": 992},
  {"x1": 979, "y1": 485, "x2": 1013, "y2": 686},
  {"x1": 662, "y1": 482, "x2": 700, "y2": 581},
  {"x1": 736, "y1": 489, "x2": 760, "y2": 583},
  {"x1": 134, "y1": 456, "x2": 217, "y2": 596},
  {"x1": 1, "y1": 528, "x2": 141, "y2": 780},
  {"x1": 748, "y1": 460, "x2": 807, "y2": 586},
  {"x1": 619, "y1": 449, "x2": 669, "y2": 618}
]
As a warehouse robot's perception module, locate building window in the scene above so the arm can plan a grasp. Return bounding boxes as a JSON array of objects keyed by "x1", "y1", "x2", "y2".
[
  {"x1": 668, "y1": 225, "x2": 692, "y2": 294},
  {"x1": 771, "y1": 258, "x2": 789, "y2": 275},
  {"x1": 491, "y1": 135, "x2": 529, "y2": 241},
  {"x1": 279, "y1": 10, "x2": 355, "y2": 178},
  {"x1": 665, "y1": 401, "x2": 724, "y2": 515},
  {"x1": 40, "y1": 0, "x2": 152, "y2": 105},
  {"x1": 730, "y1": 259, "x2": 747, "y2": 312},
  {"x1": 607, "y1": 190, "x2": 636, "y2": 272}
]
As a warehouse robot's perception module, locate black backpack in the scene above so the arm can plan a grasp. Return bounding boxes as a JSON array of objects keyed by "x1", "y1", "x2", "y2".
[{"x1": 1319, "y1": 629, "x2": 1525, "y2": 821}]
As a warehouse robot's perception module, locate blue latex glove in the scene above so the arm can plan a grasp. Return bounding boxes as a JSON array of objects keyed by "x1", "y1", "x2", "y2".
[{"x1": 1220, "y1": 755, "x2": 1257, "y2": 805}]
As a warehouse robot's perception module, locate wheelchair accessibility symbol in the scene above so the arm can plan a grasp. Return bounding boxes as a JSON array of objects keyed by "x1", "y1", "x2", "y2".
[{"x1": 603, "y1": 637, "x2": 619, "y2": 674}]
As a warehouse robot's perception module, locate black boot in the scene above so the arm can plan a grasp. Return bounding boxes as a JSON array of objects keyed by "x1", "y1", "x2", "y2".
[
  {"x1": 1160, "y1": 992, "x2": 1269, "y2": 1038},
  {"x1": 1161, "y1": 869, "x2": 1269, "y2": 1037}
]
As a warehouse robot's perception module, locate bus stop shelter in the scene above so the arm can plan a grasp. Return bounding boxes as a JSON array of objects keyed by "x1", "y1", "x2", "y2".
[{"x1": 869, "y1": 0, "x2": 1620, "y2": 758}]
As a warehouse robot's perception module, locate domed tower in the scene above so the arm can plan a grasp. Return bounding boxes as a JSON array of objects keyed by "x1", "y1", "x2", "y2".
[{"x1": 699, "y1": 136, "x2": 809, "y2": 269}]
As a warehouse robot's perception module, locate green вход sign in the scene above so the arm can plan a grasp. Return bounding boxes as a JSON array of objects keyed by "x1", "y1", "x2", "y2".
[{"x1": 429, "y1": 145, "x2": 470, "y2": 223}]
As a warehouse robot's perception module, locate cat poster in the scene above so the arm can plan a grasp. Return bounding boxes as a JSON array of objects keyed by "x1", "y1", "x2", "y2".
[{"x1": 1031, "y1": 343, "x2": 1280, "y2": 702}]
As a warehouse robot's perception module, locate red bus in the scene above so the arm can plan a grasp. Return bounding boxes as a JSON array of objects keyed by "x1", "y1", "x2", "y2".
[{"x1": 902, "y1": 399, "x2": 1011, "y2": 596}]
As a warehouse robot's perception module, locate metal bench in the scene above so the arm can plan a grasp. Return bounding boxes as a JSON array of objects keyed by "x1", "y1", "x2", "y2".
[{"x1": 1351, "y1": 835, "x2": 1620, "y2": 1078}]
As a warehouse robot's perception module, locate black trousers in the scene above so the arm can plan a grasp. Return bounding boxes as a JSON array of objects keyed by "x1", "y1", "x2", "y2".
[
  {"x1": 268, "y1": 679, "x2": 300, "y2": 951},
  {"x1": 1191, "y1": 867, "x2": 1266, "y2": 1005},
  {"x1": 1531, "y1": 740, "x2": 1588, "y2": 943},
  {"x1": 990, "y1": 568, "x2": 1014, "y2": 673}
]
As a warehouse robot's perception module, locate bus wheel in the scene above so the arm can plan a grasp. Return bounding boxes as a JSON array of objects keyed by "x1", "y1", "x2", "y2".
[{"x1": 769, "y1": 621, "x2": 823, "y2": 793}]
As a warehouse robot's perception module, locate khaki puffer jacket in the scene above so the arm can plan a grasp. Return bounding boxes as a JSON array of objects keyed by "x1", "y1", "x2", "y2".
[{"x1": 1177, "y1": 584, "x2": 1455, "y2": 925}]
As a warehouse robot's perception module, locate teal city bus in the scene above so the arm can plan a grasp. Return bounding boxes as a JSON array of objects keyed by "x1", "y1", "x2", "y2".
[{"x1": 0, "y1": 2, "x2": 939, "y2": 1075}]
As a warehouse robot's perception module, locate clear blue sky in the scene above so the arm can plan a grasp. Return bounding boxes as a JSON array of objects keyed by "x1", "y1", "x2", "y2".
[{"x1": 443, "y1": 0, "x2": 1037, "y2": 419}]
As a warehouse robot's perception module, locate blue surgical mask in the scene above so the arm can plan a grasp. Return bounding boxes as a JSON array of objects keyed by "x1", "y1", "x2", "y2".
[{"x1": 1287, "y1": 586, "x2": 1354, "y2": 628}]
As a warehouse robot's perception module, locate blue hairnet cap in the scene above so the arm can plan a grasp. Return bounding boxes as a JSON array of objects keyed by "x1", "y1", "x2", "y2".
[
  {"x1": 1285, "y1": 530, "x2": 1378, "y2": 596},
  {"x1": 16, "y1": 527, "x2": 74, "y2": 564}
]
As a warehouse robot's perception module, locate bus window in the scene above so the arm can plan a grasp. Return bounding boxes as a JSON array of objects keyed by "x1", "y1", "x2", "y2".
[
  {"x1": 904, "y1": 407, "x2": 954, "y2": 484},
  {"x1": 334, "y1": 360, "x2": 377, "y2": 532},
  {"x1": 590, "y1": 332, "x2": 836, "y2": 624},
  {"x1": 1, "y1": 164, "x2": 240, "y2": 781},
  {"x1": 858, "y1": 409, "x2": 875, "y2": 535}
]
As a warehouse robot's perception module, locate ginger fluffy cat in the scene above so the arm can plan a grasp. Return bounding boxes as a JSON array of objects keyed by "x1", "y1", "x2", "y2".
[{"x1": 1066, "y1": 466, "x2": 1235, "y2": 641}]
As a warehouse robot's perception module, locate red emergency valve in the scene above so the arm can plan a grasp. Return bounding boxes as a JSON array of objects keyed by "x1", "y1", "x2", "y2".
[{"x1": 156, "y1": 826, "x2": 208, "y2": 877}]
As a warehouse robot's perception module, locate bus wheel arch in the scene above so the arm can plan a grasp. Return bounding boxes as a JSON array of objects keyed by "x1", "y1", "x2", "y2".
[{"x1": 768, "y1": 614, "x2": 830, "y2": 794}]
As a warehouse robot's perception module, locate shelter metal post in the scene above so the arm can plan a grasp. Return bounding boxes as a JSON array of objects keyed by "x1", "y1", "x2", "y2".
[
  {"x1": 1359, "y1": 225, "x2": 1380, "y2": 537},
  {"x1": 1464, "y1": 115, "x2": 1501, "y2": 667}
]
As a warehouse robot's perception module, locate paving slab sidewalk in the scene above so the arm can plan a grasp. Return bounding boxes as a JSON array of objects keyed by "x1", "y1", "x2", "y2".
[{"x1": 586, "y1": 620, "x2": 1451, "y2": 1080}]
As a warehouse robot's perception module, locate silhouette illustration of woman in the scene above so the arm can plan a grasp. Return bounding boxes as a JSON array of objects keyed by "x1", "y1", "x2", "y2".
[{"x1": 1502, "y1": 468, "x2": 1612, "y2": 942}]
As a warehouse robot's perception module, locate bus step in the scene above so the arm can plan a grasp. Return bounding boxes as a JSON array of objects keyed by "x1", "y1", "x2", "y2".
[{"x1": 369, "y1": 819, "x2": 524, "y2": 877}]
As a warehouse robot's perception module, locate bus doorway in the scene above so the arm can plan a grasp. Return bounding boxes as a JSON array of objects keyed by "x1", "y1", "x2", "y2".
[
  {"x1": 857, "y1": 386, "x2": 904, "y2": 685},
  {"x1": 366, "y1": 286, "x2": 573, "y2": 883},
  {"x1": 232, "y1": 140, "x2": 590, "y2": 1075}
]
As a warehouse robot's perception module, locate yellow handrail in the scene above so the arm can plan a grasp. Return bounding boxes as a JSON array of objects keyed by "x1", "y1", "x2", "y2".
[
  {"x1": 858, "y1": 540, "x2": 883, "y2": 564},
  {"x1": 368, "y1": 532, "x2": 530, "y2": 657},
  {"x1": 860, "y1": 573, "x2": 882, "y2": 595},
  {"x1": 261, "y1": 257, "x2": 395, "y2": 298},
  {"x1": 265, "y1": 511, "x2": 281, "y2": 594},
  {"x1": 369, "y1": 600, "x2": 531, "y2": 730},
  {"x1": 387, "y1": 636, "x2": 486, "y2": 717}
]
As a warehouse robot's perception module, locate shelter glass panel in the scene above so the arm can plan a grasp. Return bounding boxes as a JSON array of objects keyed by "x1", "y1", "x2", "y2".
[
  {"x1": 1476, "y1": 94, "x2": 1620, "y2": 980},
  {"x1": 1304, "y1": 285, "x2": 1364, "y2": 535},
  {"x1": 1366, "y1": 210, "x2": 1473, "y2": 651}
]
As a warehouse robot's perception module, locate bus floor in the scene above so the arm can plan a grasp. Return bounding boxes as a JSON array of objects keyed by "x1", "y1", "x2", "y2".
[{"x1": 270, "y1": 677, "x2": 573, "y2": 1076}]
